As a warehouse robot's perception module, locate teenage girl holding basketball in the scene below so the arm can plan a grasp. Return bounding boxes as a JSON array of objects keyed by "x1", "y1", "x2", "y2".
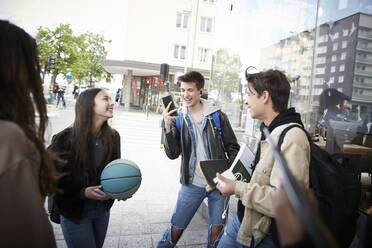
[{"x1": 48, "y1": 88, "x2": 121, "y2": 248}]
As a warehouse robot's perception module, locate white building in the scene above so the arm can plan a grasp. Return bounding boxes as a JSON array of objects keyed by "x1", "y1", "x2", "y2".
[{"x1": 102, "y1": 0, "x2": 217, "y2": 110}]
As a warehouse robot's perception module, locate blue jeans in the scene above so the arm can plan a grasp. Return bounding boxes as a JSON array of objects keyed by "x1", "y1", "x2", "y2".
[
  {"x1": 60, "y1": 200, "x2": 110, "y2": 248},
  {"x1": 157, "y1": 184, "x2": 229, "y2": 248},
  {"x1": 56, "y1": 95, "x2": 66, "y2": 107},
  {"x1": 217, "y1": 215, "x2": 275, "y2": 248}
]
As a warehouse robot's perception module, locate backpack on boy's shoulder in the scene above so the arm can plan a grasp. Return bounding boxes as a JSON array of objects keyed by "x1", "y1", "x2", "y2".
[{"x1": 278, "y1": 125, "x2": 361, "y2": 248}]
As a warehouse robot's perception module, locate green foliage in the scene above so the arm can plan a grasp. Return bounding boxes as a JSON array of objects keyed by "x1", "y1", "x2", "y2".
[
  {"x1": 36, "y1": 24, "x2": 111, "y2": 86},
  {"x1": 71, "y1": 32, "x2": 112, "y2": 86},
  {"x1": 211, "y1": 48, "x2": 242, "y2": 102}
]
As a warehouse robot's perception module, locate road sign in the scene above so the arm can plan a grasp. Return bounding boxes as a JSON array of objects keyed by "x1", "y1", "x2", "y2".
[{"x1": 66, "y1": 75, "x2": 72, "y2": 83}]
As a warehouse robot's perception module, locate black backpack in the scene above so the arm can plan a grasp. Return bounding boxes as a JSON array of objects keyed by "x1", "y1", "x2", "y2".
[{"x1": 278, "y1": 125, "x2": 361, "y2": 248}]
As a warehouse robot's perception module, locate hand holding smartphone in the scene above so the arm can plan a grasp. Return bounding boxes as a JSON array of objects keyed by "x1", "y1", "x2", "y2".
[
  {"x1": 162, "y1": 95, "x2": 178, "y2": 116},
  {"x1": 94, "y1": 187, "x2": 107, "y2": 196}
]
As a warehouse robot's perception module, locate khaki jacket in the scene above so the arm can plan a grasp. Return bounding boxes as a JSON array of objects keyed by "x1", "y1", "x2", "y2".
[
  {"x1": 0, "y1": 121, "x2": 56, "y2": 247},
  {"x1": 234, "y1": 123, "x2": 310, "y2": 246}
]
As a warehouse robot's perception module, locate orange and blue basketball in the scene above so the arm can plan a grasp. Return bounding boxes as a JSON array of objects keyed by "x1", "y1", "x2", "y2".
[{"x1": 100, "y1": 159, "x2": 142, "y2": 200}]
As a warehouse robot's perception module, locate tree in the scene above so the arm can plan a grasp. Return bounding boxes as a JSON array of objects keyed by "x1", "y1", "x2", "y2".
[
  {"x1": 36, "y1": 24, "x2": 111, "y2": 87},
  {"x1": 211, "y1": 48, "x2": 242, "y2": 102},
  {"x1": 71, "y1": 32, "x2": 112, "y2": 87}
]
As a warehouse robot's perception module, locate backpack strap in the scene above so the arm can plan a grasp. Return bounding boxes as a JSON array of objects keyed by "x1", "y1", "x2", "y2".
[
  {"x1": 175, "y1": 111, "x2": 183, "y2": 133},
  {"x1": 211, "y1": 111, "x2": 226, "y2": 152},
  {"x1": 277, "y1": 124, "x2": 311, "y2": 152},
  {"x1": 176, "y1": 110, "x2": 226, "y2": 152}
]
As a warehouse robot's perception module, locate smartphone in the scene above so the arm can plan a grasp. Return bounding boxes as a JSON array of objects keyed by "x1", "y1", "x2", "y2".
[
  {"x1": 94, "y1": 188, "x2": 107, "y2": 196},
  {"x1": 162, "y1": 95, "x2": 178, "y2": 116}
]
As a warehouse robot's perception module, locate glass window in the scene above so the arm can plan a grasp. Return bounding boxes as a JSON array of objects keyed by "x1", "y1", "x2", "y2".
[
  {"x1": 200, "y1": 17, "x2": 213, "y2": 32},
  {"x1": 316, "y1": 67, "x2": 325, "y2": 74},
  {"x1": 342, "y1": 40, "x2": 347, "y2": 49},
  {"x1": 317, "y1": 56, "x2": 326, "y2": 64},
  {"x1": 333, "y1": 43, "x2": 338, "y2": 51},
  {"x1": 339, "y1": 75, "x2": 344, "y2": 83},
  {"x1": 317, "y1": 45, "x2": 327, "y2": 54},
  {"x1": 176, "y1": 13, "x2": 189, "y2": 29},
  {"x1": 315, "y1": 78, "x2": 324, "y2": 85},
  {"x1": 173, "y1": 44, "x2": 186, "y2": 60},
  {"x1": 313, "y1": 87, "x2": 323, "y2": 95},
  {"x1": 200, "y1": 17, "x2": 206, "y2": 32},
  {"x1": 198, "y1": 48, "x2": 210, "y2": 62},
  {"x1": 180, "y1": 45, "x2": 186, "y2": 59},
  {"x1": 183, "y1": 15, "x2": 189, "y2": 29},
  {"x1": 173, "y1": 45, "x2": 179, "y2": 59},
  {"x1": 318, "y1": 34, "x2": 328, "y2": 43},
  {"x1": 341, "y1": 52, "x2": 346, "y2": 60},
  {"x1": 206, "y1": 18, "x2": 213, "y2": 32},
  {"x1": 213, "y1": 3, "x2": 372, "y2": 214},
  {"x1": 176, "y1": 13, "x2": 182, "y2": 28}
]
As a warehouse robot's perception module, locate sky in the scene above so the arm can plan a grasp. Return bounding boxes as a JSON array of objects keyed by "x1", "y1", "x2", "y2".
[
  {"x1": 2, "y1": 0, "x2": 370, "y2": 70},
  {"x1": 0, "y1": 0, "x2": 128, "y2": 60},
  {"x1": 0, "y1": 0, "x2": 319, "y2": 69}
]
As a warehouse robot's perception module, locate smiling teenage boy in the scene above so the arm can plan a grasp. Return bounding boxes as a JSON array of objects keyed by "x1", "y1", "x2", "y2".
[
  {"x1": 157, "y1": 71, "x2": 240, "y2": 248},
  {"x1": 216, "y1": 69, "x2": 311, "y2": 248}
]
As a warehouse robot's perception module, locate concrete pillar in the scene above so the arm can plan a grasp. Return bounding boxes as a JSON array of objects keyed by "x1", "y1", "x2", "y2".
[{"x1": 124, "y1": 70, "x2": 133, "y2": 111}]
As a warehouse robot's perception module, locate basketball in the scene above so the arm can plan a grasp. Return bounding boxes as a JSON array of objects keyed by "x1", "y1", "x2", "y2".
[{"x1": 100, "y1": 159, "x2": 142, "y2": 200}]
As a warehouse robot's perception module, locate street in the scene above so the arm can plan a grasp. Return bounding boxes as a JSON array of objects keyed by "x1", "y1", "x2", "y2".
[{"x1": 47, "y1": 96, "x2": 211, "y2": 248}]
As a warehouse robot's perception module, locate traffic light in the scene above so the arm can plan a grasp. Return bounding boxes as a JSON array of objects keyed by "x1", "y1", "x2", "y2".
[{"x1": 48, "y1": 56, "x2": 56, "y2": 70}]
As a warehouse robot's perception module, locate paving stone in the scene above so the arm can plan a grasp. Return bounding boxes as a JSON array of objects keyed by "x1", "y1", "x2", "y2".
[
  {"x1": 119, "y1": 234, "x2": 153, "y2": 248},
  {"x1": 120, "y1": 222, "x2": 151, "y2": 235},
  {"x1": 103, "y1": 236, "x2": 119, "y2": 248}
]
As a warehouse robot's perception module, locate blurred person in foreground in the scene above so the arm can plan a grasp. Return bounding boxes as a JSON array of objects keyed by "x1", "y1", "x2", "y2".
[
  {"x1": 273, "y1": 186, "x2": 372, "y2": 248},
  {"x1": 0, "y1": 20, "x2": 57, "y2": 247}
]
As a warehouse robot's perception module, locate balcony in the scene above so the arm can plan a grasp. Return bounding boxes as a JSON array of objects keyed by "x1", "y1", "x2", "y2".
[
  {"x1": 354, "y1": 69, "x2": 372, "y2": 78},
  {"x1": 357, "y1": 45, "x2": 372, "y2": 53},
  {"x1": 352, "y1": 93, "x2": 372, "y2": 103},
  {"x1": 353, "y1": 81, "x2": 372, "y2": 89},
  {"x1": 355, "y1": 57, "x2": 372, "y2": 65},
  {"x1": 358, "y1": 32, "x2": 372, "y2": 41}
]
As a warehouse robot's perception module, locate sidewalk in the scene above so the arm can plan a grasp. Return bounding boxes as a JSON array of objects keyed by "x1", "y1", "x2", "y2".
[{"x1": 49, "y1": 106, "x2": 211, "y2": 248}]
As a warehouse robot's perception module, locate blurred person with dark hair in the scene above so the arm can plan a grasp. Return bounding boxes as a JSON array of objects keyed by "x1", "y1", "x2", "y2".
[
  {"x1": 0, "y1": 20, "x2": 57, "y2": 247},
  {"x1": 216, "y1": 68, "x2": 310, "y2": 248}
]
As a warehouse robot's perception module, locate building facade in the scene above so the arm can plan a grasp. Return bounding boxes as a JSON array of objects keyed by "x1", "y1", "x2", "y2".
[
  {"x1": 260, "y1": 12, "x2": 372, "y2": 124},
  {"x1": 102, "y1": 0, "x2": 217, "y2": 111}
]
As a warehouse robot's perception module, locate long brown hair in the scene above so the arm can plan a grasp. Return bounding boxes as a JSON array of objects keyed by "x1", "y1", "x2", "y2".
[
  {"x1": 71, "y1": 88, "x2": 115, "y2": 177},
  {"x1": 0, "y1": 20, "x2": 57, "y2": 196}
]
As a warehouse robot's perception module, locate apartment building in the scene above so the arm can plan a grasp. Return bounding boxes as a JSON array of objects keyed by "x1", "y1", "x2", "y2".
[{"x1": 260, "y1": 12, "x2": 372, "y2": 122}]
